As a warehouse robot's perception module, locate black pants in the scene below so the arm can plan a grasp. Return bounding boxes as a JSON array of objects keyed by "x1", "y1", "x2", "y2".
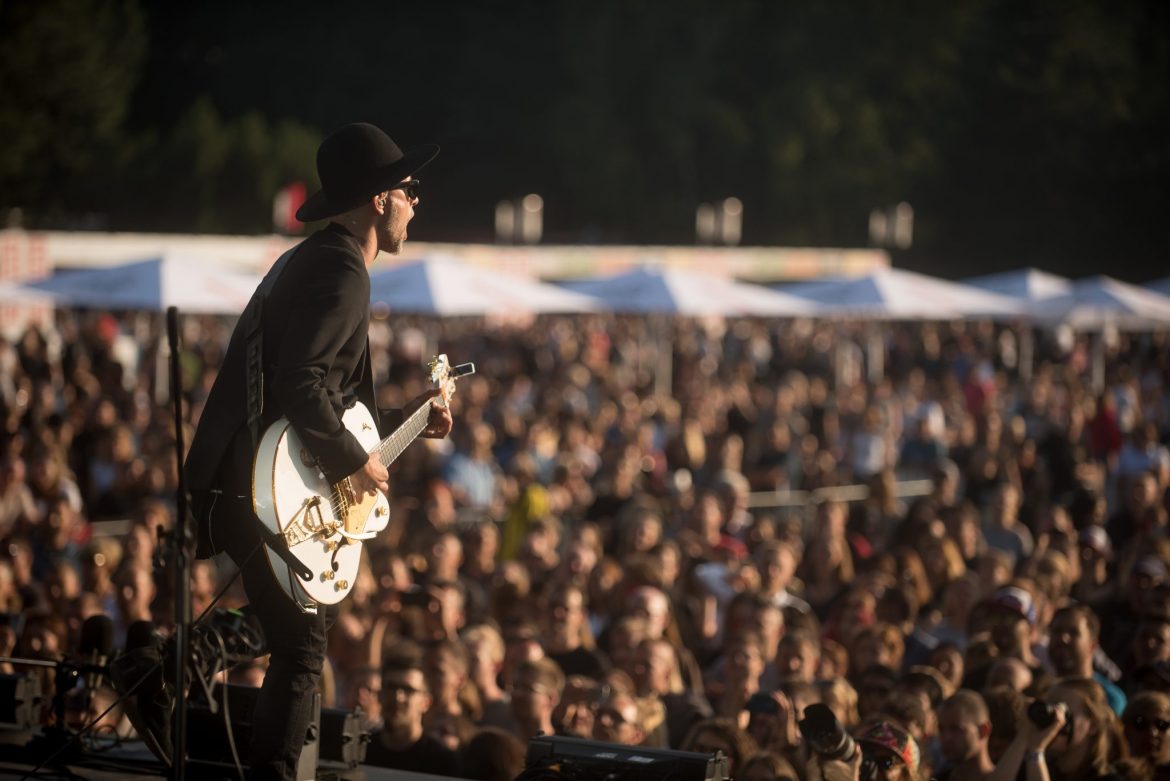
[{"x1": 202, "y1": 463, "x2": 333, "y2": 781}]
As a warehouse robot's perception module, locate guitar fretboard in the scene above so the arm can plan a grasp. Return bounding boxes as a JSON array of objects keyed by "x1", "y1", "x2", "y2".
[{"x1": 374, "y1": 400, "x2": 433, "y2": 467}]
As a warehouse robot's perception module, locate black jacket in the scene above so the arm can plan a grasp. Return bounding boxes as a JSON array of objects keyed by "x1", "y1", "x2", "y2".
[{"x1": 186, "y1": 224, "x2": 383, "y2": 520}]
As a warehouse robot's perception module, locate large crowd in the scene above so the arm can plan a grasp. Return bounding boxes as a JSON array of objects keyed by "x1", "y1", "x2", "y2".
[{"x1": 2, "y1": 307, "x2": 1170, "y2": 781}]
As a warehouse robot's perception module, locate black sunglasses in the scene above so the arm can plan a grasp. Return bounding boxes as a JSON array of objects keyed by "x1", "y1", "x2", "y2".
[
  {"x1": 1132, "y1": 715, "x2": 1170, "y2": 732},
  {"x1": 390, "y1": 179, "x2": 420, "y2": 201}
]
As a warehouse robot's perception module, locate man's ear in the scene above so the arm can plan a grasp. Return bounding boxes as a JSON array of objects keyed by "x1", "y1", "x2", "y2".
[{"x1": 979, "y1": 721, "x2": 992, "y2": 739}]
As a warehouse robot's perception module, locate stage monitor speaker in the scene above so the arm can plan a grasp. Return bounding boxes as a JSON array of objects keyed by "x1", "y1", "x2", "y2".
[
  {"x1": 185, "y1": 683, "x2": 320, "y2": 781},
  {"x1": 526, "y1": 735, "x2": 729, "y2": 781},
  {"x1": 319, "y1": 704, "x2": 370, "y2": 768},
  {"x1": 0, "y1": 673, "x2": 42, "y2": 731}
]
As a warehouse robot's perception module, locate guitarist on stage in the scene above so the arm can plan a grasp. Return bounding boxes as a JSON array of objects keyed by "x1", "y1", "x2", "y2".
[{"x1": 119, "y1": 123, "x2": 454, "y2": 781}]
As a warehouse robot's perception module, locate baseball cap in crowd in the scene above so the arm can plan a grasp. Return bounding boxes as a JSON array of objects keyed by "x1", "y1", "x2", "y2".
[
  {"x1": 987, "y1": 586, "x2": 1037, "y2": 625},
  {"x1": 856, "y1": 720, "x2": 920, "y2": 775},
  {"x1": 1135, "y1": 555, "x2": 1169, "y2": 581},
  {"x1": 1077, "y1": 526, "x2": 1113, "y2": 559}
]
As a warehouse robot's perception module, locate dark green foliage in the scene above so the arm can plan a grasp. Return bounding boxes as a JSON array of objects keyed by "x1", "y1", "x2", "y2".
[{"x1": 1, "y1": 0, "x2": 1166, "y2": 277}]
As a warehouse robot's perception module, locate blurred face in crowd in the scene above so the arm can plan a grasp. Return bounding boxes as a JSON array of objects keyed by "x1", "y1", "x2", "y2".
[
  {"x1": 562, "y1": 542, "x2": 598, "y2": 586},
  {"x1": 928, "y1": 646, "x2": 964, "y2": 691},
  {"x1": 938, "y1": 702, "x2": 987, "y2": 764},
  {"x1": 427, "y1": 533, "x2": 462, "y2": 582},
  {"x1": 632, "y1": 640, "x2": 677, "y2": 697},
  {"x1": 726, "y1": 639, "x2": 765, "y2": 699},
  {"x1": 554, "y1": 677, "x2": 602, "y2": 738},
  {"x1": 628, "y1": 587, "x2": 670, "y2": 640},
  {"x1": 381, "y1": 668, "x2": 431, "y2": 740},
  {"x1": 1125, "y1": 699, "x2": 1170, "y2": 764},
  {"x1": 691, "y1": 493, "x2": 723, "y2": 544},
  {"x1": 989, "y1": 484, "x2": 1019, "y2": 527},
  {"x1": 986, "y1": 608, "x2": 1030, "y2": 656},
  {"x1": 1127, "y1": 564, "x2": 1166, "y2": 611},
  {"x1": 1135, "y1": 619, "x2": 1170, "y2": 668},
  {"x1": 1048, "y1": 612, "x2": 1094, "y2": 677},
  {"x1": 593, "y1": 692, "x2": 643, "y2": 746},
  {"x1": 424, "y1": 646, "x2": 467, "y2": 707},
  {"x1": 422, "y1": 583, "x2": 466, "y2": 642},
  {"x1": 631, "y1": 514, "x2": 662, "y2": 553},
  {"x1": 464, "y1": 522, "x2": 499, "y2": 572},
  {"x1": 511, "y1": 668, "x2": 558, "y2": 727},
  {"x1": 653, "y1": 544, "x2": 681, "y2": 589},
  {"x1": 738, "y1": 604, "x2": 783, "y2": 663},
  {"x1": 758, "y1": 545, "x2": 798, "y2": 594},
  {"x1": 776, "y1": 636, "x2": 819, "y2": 683},
  {"x1": 546, "y1": 588, "x2": 587, "y2": 651}
]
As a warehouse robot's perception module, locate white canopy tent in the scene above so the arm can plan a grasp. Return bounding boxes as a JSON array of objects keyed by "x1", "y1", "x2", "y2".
[
  {"x1": 554, "y1": 265, "x2": 820, "y2": 317},
  {"x1": 963, "y1": 267, "x2": 1073, "y2": 301},
  {"x1": 777, "y1": 267, "x2": 1023, "y2": 320},
  {"x1": 555, "y1": 265, "x2": 818, "y2": 394},
  {"x1": 1022, "y1": 276, "x2": 1170, "y2": 392},
  {"x1": 778, "y1": 268, "x2": 1022, "y2": 382},
  {"x1": 368, "y1": 255, "x2": 599, "y2": 315},
  {"x1": 24, "y1": 256, "x2": 261, "y2": 314},
  {"x1": 963, "y1": 268, "x2": 1073, "y2": 382},
  {"x1": 0, "y1": 282, "x2": 56, "y2": 306},
  {"x1": 1145, "y1": 277, "x2": 1170, "y2": 297},
  {"x1": 1028, "y1": 276, "x2": 1170, "y2": 331}
]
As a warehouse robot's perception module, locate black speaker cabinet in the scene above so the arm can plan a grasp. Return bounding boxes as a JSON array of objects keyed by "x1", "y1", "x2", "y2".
[
  {"x1": 185, "y1": 683, "x2": 320, "y2": 780},
  {"x1": 527, "y1": 735, "x2": 730, "y2": 781},
  {"x1": 0, "y1": 673, "x2": 42, "y2": 730}
]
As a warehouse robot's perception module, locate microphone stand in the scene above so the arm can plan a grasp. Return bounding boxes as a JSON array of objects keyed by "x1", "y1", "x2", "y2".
[{"x1": 166, "y1": 306, "x2": 191, "y2": 781}]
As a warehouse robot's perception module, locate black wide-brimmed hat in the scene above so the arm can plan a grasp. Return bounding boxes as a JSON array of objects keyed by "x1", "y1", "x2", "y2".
[{"x1": 296, "y1": 123, "x2": 439, "y2": 223}]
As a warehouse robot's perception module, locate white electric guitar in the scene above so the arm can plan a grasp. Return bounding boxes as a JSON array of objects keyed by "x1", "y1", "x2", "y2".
[{"x1": 252, "y1": 354, "x2": 474, "y2": 613}]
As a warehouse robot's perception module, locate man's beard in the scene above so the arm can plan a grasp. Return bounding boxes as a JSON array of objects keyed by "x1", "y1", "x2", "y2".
[{"x1": 381, "y1": 203, "x2": 407, "y2": 254}]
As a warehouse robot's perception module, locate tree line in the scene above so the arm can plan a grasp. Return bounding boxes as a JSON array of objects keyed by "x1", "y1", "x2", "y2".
[{"x1": 1, "y1": 0, "x2": 1167, "y2": 279}]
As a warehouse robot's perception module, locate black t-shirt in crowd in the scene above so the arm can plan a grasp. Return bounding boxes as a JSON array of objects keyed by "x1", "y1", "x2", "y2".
[{"x1": 363, "y1": 732, "x2": 461, "y2": 776}]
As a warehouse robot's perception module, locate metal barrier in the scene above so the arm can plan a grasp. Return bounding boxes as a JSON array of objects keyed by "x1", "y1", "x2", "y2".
[{"x1": 747, "y1": 479, "x2": 934, "y2": 512}]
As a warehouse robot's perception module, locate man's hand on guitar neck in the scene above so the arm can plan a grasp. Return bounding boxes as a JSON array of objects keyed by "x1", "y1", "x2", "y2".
[
  {"x1": 405, "y1": 388, "x2": 454, "y2": 439},
  {"x1": 349, "y1": 453, "x2": 389, "y2": 500}
]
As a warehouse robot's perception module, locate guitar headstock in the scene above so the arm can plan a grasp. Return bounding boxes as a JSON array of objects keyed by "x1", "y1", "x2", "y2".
[{"x1": 427, "y1": 354, "x2": 475, "y2": 409}]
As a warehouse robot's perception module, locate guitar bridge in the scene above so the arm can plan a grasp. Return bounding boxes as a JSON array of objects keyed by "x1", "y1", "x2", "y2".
[{"x1": 282, "y1": 496, "x2": 336, "y2": 547}]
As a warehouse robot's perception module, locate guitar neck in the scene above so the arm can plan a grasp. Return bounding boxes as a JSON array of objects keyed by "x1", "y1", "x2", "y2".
[{"x1": 374, "y1": 400, "x2": 433, "y2": 468}]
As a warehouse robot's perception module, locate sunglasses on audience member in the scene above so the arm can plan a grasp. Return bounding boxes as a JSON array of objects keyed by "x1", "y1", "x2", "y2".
[{"x1": 1132, "y1": 715, "x2": 1170, "y2": 732}]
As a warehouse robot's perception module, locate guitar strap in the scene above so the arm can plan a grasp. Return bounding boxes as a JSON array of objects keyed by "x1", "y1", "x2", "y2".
[
  {"x1": 245, "y1": 244, "x2": 299, "y2": 449},
  {"x1": 243, "y1": 244, "x2": 314, "y2": 583}
]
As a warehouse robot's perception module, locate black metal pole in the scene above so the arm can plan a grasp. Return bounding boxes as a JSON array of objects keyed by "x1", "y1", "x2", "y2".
[{"x1": 167, "y1": 306, "x2": 190, "y2": 781}]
